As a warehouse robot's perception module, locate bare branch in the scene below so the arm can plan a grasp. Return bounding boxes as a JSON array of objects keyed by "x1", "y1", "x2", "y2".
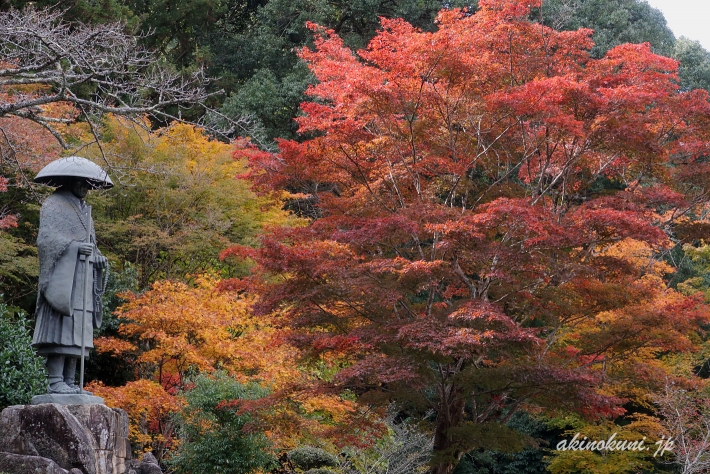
[{"x1": 0, "y1": 6, "x2": 262, "y2": 158}]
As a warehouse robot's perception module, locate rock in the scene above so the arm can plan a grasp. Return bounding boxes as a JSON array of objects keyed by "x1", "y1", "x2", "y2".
[
  {"x1": 125, "y1": 458, "x2": 163, "y2": 474},
  {"x1": 141, "y1": 452, "x2": 159, "y2": 465},
  {"x1": 140, "y1": 463, "x2": 163, "y2": 474},
  {"x1": 0, "y1": 403, "x2": 148, "y2": 474},
  {"x1": 0, "y1": 452, "x2": 70, "y2": 474},
  {"x1": 0, "y1": 403, "x2": 97, "y2": 474},
  {"x1": 138, "y1": 453, "x2": 162, "y2": 474},
  {"x1": 124, "y1": 452, "x2": 164, "y2": 474},
  {"x1": 67, "y1": 405, "x2": 131, "y2": 474}
]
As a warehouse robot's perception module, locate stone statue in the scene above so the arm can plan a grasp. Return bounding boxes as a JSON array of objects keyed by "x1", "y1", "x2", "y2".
[{"x1": 32, "y1": 156, "x2": 113, "y2": 396}]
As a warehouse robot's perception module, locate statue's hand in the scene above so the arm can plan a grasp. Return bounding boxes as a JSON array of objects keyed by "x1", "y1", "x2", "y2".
[
  {"x1": 78, "y1": 243, "x2": 93, "y2": 256},
  {"x1": 95, "y1": 255, "x2": 108, "y2": 269}
]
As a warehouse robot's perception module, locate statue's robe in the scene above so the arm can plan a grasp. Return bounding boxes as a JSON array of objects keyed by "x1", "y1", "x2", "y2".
[{"x1": 32, "y1": 188, "x2": 104, "y2": 357}]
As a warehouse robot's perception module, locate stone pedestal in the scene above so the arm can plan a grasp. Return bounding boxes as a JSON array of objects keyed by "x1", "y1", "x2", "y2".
[
  {"x1": 0, "y1": 403, "x2": 162, "y2": 474},
  {"x1": 31, "y1": 393, "x2": 105, "y2": 405}
]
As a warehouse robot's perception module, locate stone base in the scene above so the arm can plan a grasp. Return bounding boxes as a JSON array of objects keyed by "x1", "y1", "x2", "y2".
[
  {"x1": 31, "y1": 393, "x2": 105, "y2": 405},
  {"x1": 0, "y1": 403, "x2": 163, "y2": 474},
  {"x1": 0, "y1": 403, "x2": 160, "y2": 473}
]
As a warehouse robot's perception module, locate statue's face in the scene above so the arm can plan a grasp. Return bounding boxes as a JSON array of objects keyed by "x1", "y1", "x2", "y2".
[{"x1": 69, "y1": 180, "x2": 90, "y2": 199}]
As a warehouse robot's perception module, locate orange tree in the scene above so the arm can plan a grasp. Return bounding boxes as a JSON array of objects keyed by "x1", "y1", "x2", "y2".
[
  {"x1": 89, "y1": 275, "x2": 360, "y2": 459},
  {"x1": 229, "y1": 1, "x2": 710, "y2": 472}
]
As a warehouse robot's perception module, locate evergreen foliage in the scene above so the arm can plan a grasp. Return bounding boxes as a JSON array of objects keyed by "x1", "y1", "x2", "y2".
[
  {"x1": 85, "y1": 265, "x2": 139, "y2": 387},
  {"x1": 674, "y1": 37, "x2": 710, "y2": 92},
  {"x1": 167, "y1": 372, "x2": 276, "y2": 474},
  {"x1": 452, "y1": 412, "x2": 548, "y2": 474},
  {"x1": 288, "y1": 445, "x2": 340, "y2": 471},
  {"x1": 539, "y1": 0, "x2": 676, "y2": 58},
  {"x1": 0, "y1": 301, "x2": 46, "y2": 408}
]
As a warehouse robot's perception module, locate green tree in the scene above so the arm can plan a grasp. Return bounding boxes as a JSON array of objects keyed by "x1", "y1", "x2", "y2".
[
  {"x1": 674, "y1": 37, "x2": 710, "y2": 92},
  {"x1": 677, "y1": 243, "x2": 710, "y2": 302},
  {"x1": 85, "y1": 265, "x2": 139, "y2": 387},
  {"x1": 0, "y1": 233, "x2": 37, "y2": 312},
  {"x1": 538, "y1": 1, "x2": 710, "y2": 93},
  {"x1": 452, "y1": 412, "x2": 548, "y2": 474},
  {"x1": 167, "y1": 372, "x2": 276, "y2": 474},
  {"x1": 0, "y1": 161, "x2": 48, "y2": 313},
  {"x1": 220, "y1": 65, "x2": 313, "y2": 144},
  {"x1": 0, "y1": 301, "x2": 46, "y2": 408},
  {"x1": 1, "y1": 0, "x2": 137, "y2": 26},
  {"x1": 129, "y1": 0, "x2": 255, "y2": 70},
  {"x1": 539, "y1": 0, "x2": 675, "y2": 58},
  {"x1": 339, "y1": 407, "x2": 433, "y2": 474},
  {"x1": 288, "y1": 445, "x2": 339, "y2": 471}
]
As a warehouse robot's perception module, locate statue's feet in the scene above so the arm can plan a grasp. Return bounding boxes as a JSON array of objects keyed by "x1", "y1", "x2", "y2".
[
  {"x1": 64, "y1": 381, "x2": 92, "y2": 395},
  {"x1": 48, "y1": 382, "x2": 81, "y2": 394}
]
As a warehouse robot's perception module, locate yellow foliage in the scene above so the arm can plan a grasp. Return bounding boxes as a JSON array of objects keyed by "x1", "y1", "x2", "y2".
[
  {"x1": 600, "y1": 238, "x2": 673, "y2": 276},
  {"x1": 96, "y1": 275, "x2": 358, "y2": 451},
  {"x1": 82, "y1": 115, "x2": 298, "y2": 286},
  {"x1": 298, "y1": 393, "x2": 357, "y2": 423},
  {"x1": 547, "y1": 415, "x2": 667, "y2": 474},
  {"x1": 98, "y1": 276, "x2": 277, "y2": 386}
]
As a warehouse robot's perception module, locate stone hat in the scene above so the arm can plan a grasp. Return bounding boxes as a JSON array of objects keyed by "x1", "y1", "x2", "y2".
[{"x1": 34, "y1": 156, "x2": 114, "y2": 189}]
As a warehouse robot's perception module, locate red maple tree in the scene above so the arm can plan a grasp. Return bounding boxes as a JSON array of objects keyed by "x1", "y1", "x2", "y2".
[{"x1": 229, "y1": 1, "x2": 710, "y2": 472}]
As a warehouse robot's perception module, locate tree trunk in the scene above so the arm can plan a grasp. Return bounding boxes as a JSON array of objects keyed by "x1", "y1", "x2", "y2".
[{"x1": 430, "y1": 382, "x2": 467, "y2": 474}]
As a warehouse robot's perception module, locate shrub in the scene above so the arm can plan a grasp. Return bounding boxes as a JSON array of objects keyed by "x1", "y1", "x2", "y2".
[
  {"x1": 289, "y1": 446, "x2": 339, "y2": 471},
  {"x1": 0, "y1": 301, "x2": 46, "y2": 407},
  {"x1": 305, "y1": 469, "x2": 338, "y2": 474},
  {"x1": 167, "y1": 372, "x2": 276, "y2": 474}
]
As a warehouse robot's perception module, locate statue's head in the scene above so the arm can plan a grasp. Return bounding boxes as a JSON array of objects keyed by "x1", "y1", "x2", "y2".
[{"x1": 68, "y1": 178, "x2": 91, "y2": 199}]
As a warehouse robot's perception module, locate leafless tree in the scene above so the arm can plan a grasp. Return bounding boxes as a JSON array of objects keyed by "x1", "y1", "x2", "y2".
[
  {"x1": 0, "y1": 7, "x2": 256, "y2": 156},
  {"x1": 340, "y1": 407, "x2": 434, "y2": 474},
  {"x1": 653, "y1": 380, "x2": 710, "y2": 474}
]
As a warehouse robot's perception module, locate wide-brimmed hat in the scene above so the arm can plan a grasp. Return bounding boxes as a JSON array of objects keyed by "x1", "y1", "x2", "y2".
[{"x1": 34, "y1": 156, "x2": 113, "y2": 189}]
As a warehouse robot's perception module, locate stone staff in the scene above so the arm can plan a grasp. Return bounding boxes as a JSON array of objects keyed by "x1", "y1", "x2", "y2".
[{"x1": 79, "y1": 204, "x2": 92, "y2": 392}]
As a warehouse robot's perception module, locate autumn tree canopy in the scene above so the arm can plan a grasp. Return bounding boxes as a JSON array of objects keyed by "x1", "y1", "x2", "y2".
[
  {"x1": 230, "y1": 1, "x2": 710, "y2": 472},
  {"x1": 4, "y1": 0, "x2": 710, "y2": 472},
  {"x1": 90, "y1": 275, "x2": 362, "y2": 459}
]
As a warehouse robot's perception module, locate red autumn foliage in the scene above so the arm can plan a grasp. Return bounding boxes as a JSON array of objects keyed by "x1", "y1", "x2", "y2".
[{"x1": 229, "y1": 1, "x2": 710, "y2": 472}]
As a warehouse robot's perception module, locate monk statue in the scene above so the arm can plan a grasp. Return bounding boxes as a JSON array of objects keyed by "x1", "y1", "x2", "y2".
[{"x1": 32, "y1": 156, "x2": 113, "y2": 395}]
